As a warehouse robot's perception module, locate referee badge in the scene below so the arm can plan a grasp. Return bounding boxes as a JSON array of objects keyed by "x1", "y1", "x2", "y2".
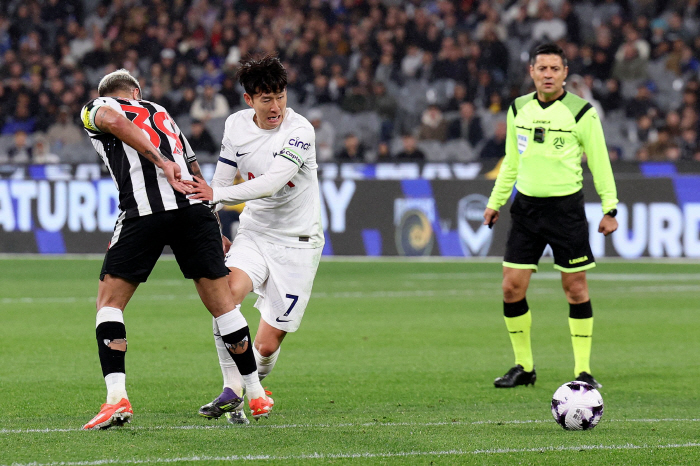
[{"x1": 517, "y1": 134, "x2": 528, "y2": 154}]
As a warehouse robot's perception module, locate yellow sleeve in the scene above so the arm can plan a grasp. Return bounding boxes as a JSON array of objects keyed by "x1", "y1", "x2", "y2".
[
  {"x1": 486, "y1": 105, "x2": 519, "y2": 211},
  {"x1": 580, "y1": 108, "x2": 618, "y2": 213}
]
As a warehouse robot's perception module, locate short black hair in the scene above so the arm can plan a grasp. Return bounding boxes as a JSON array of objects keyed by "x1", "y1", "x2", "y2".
[
  {"x1": 236, "y1": 54, "x2": 288, "y2": 96},
  {"x1": 530, "y1": 43, "x2": 568, "y2": 67}
]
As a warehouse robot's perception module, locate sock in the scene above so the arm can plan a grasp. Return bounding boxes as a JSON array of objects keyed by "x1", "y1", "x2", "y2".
[
  {"x1": 215, "y1": 307, "x2": 265, "y2": 400},
  {"x1": 253, "y1": 345, "x2": 280, "y2": 381},
  {"x1": 96, "y1": 307, "x2": 128, "y2": 404},
  {"x1": 212, "y1": 317, "x2": 244, "y2": 395},
  {"x1": 503, "y1": 299, "x2": 533, "y2": 372},
  {"x1": 569, "y1": 301, "x2": 594, "y2": 377}
]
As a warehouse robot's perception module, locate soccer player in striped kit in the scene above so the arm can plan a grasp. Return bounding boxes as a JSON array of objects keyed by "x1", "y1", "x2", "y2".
[{"x1": 80, "y1": 69, "x2": 271, "y2": 430}]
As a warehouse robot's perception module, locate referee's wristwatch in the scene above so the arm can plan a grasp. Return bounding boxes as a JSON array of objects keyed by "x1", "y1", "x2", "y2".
[{"x1": 604, "y1": 208, "x2": 618, "y2": 218}]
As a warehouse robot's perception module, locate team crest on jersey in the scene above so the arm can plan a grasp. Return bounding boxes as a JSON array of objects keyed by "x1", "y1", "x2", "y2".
[
  {"x1": 553, "y1": 137, "x2": 565, "y2": 149},
  {"x1": 517, "y1": 134, "x2": 528, "y2": 154}
]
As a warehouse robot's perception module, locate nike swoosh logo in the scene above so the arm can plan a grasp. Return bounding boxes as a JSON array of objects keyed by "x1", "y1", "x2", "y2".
[
  {"x1": 235, "y1": 151, "x2": 249, "y2": 157},
  {"x1": 275, "y1": 317, "x2": 291, "y2": 323}
]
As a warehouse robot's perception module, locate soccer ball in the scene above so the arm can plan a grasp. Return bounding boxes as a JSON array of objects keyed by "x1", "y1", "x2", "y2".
[{"x1": 551, "y1": 381, "x2": 604, "y2": 430}]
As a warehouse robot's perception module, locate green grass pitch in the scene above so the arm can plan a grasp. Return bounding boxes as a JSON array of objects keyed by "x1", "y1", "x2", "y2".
[{"x1": 1, "y1": 257, "x2": 699, "y2": 465}]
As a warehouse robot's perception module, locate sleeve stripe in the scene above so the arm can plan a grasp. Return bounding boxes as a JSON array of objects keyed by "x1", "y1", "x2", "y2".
[
  {"x1": 510, "y1": 101, "x2": 517, "y2": 118},
  {"x1": 218, "y1": 157, "x2": 237, "y2": 168},
  {"x1": 574, "y1": 103, "x2": 593, "y2": 123}
]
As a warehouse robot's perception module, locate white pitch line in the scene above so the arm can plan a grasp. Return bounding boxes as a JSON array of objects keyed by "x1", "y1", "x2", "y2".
[
  {"x1": 409, "y1": 272, "x2": 700, "y2": 281},
  {"x1": 2, "y1": 418, "x2": 698, "y2": 435},
  {"x1": 2, "y1": 443, "x2": 700, "y2": 466}
]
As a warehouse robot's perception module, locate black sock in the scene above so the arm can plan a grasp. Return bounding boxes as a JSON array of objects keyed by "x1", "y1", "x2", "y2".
[
  {"x1": 96, "y1": 321, "x2": 127, "y2": 377},
  {"x1": 220, "y1": 326, "x2": 257, "y2": 375}
]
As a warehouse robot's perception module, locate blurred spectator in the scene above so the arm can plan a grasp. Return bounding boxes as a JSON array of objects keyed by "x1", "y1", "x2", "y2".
[
  {"x1": 308, "y1": 109, "x2": 335, "y2": 163},
  {"x1": 369, "y1": 81, "x2": 398, "y2": 142},
  {"x1": 220, "y1": 75, "x2": 240, "y2": 109},
  {"x1": 443, "y1": 82, "x2": 469, "y2": 112},
  {"x1": 187, "y1": 120, "x2": 218, "y2": 155},
  {"x1": 626, "y1": 84, "x2": 658, "y2": 120},
  {"x1": 376, "y1": 141, "x2": 391, "y2": 161},
  {"x1": 0, "y1": 130, "x2": 31, "y2": 163},
  {"x1": 395, "y1": 133, "x2": 426, "y2": 162},
  {"x1": 32, "y1": 135, "x2": 61, "y2": 164},
  {"x1": 644, "y1": 126, "x2": 678, "y2": 161},
  {"x1": 593, "y1": 78, "x2": 623, "y2": 114},
  {"x1": 46, "y1": 106, "x2": 83, "y2": 151},
  {"x1": 341, "y1": 68, "x2": 372, "y2": 113},
  {"x1": 148, "y1": 82, "x2": 173, "y2": 110},
  {"x1": 337, "y1": 133, "x2": 366, "y2": 162},
  {"x1": 679, "y1": 128, "x2": 700, "y2": 161},
  {"x1": 2, "y1": 103, "x2": 36, "y2": 135},
  {"x1": 190, "y1": 84, "x2": 229, "y2": 122},
  {"x1": 417, "y1": 104, "x2": 449, "y2": 142},
  {"x1": 612, "y1": 29, "x2": 650, "y2": 81},
  {"x1": 480, "y1": 120, "x2": 507, "y2": 159},
  {"x1": 628, "y1": 114, "x2": 657, "y2": 146},
  {"x1": 532, "y1": 4, "x2": 567, "y2": 43},
  {"x1": 448, "y1": 102, "x2": 484, "y2": 147},
  {"x1": 173, "y1": 87, "x2": 197, "y2": 119}
]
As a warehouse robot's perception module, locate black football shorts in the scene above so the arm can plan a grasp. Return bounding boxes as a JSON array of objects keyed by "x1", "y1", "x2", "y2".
[
  {"x1": 503, "y1": 190, "x2": 595, "y2": 273},
  {"x1": 101, "y1": 204, "x2": 229, "y2": 282}
]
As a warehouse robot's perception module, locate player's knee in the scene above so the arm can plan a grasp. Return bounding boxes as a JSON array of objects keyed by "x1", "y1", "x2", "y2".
[
  {"x1": 502, "y1": 280, "x2": 526, "y2": 301},
  {"x1": 254, "y1": 340, "x2": 280, "y2": 358},
  {"x1": 563, "y1": 280, "x2": 588, "y2": 302}
]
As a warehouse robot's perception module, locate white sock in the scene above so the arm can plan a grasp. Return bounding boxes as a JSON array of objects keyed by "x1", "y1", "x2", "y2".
[
  {"x1": 212, "y1": 317, "x2": 244, "y2": 395},
  {"x1": 242, "y1": 372, "x2": 265, "y2": 400},
  {"x1": 105, "y1": 373, "x2": 127, "y2": 404},
  {"x1": 253, "y1": 345, "x2": 280, "y2": 381},
  {"x1": 214, "y1": 305, "x2": 247, "y2": 335}
]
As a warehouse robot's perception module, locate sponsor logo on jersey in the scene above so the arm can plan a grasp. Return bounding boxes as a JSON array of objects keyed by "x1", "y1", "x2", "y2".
[
  {"x1": 288, "y1": 137, "x2": 311, "y2": 151},
  {"x1": 569, "y1": 255, "x2": 588, "y2": 264},
  {"x1": 235, "y1": 150, "x2": 249, "y2": 157},
  {"x1": 517, "y1": 134, "x2": 528, "y2": 154},
  {"x1": 533, "y1": 120, "x2": 550, "y2": 124}
]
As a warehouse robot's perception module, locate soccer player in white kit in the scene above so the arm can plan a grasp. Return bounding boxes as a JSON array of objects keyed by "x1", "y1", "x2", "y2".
[{"x1": 185, "y1": 55, "x2": 324, "y2": 424}]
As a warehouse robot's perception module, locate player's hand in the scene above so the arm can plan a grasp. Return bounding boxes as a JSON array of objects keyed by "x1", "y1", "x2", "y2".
[
  {"x1": 483, "y1": 208, "x2": 499, "y2": 229},
  {"x1": 162, "y1": 161, "x2": 191, "y2": 195},
  {"x1": 183, "y1": 176, "x2": 214, "y2": 201},
  {"x1": 598, "y1": 215, "x2": 618, "y2": 236},
  {"x1": 222, "y1": 234, "x2": 232, "y2": 254}
]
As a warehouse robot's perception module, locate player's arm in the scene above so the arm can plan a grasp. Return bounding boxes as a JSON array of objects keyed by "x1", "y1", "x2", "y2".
[
  {"x1": 186, "y1": 155, "x2": 299, "y2": 204},
  {"x1": 90, "y1": 105, "x2": 189, "y2": 194},
  {"x1": 579, "y1": 107, "x2": 619, "y2": 236},
  {"x1": 484, "y1": 105, "x2": 520, "y2": 226}
]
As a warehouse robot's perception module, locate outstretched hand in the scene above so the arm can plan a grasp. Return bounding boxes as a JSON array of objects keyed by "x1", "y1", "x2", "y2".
[
  {"x1": 162, "y1": 161, "x2": 191, "y2": 195},
  {"x1": 183, "y1": 176, "x2": 214, "y2": 201}
]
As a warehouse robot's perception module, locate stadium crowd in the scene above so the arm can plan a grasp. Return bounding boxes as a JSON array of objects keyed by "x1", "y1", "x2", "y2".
[{"x1": 0, "y1": 0, "x2": 699, "y2": 164}]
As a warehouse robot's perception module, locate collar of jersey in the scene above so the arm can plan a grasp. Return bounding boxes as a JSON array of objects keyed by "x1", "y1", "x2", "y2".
[{"x1": 534, "y1": 90, "x2": 567, "y2": 109}]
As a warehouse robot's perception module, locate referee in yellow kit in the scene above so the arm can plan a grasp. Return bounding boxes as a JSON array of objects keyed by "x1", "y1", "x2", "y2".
[{"x1": 483, "y1": 43, "x2": 619, "y2": 389}]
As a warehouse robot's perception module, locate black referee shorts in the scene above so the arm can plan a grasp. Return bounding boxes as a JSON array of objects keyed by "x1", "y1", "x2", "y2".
[
  {"x1": 503, "y1": 190, "x2": 595, "y2": 273},
  {"x1": 101, "y1": 204, "x2": 230, "y2": 282}
]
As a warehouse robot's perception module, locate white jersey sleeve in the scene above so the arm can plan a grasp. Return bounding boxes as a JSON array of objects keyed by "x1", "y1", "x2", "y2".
[
  {"x1": 278, "y1": 125, "x2": 315, "y2": 167},
  {"x1": 212, "y1": 155, "x2": 299, "y2": 205}
]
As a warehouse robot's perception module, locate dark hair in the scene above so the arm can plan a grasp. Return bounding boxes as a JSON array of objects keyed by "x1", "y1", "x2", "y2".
[
  {"x1": 530, "y1": 43, "x2": 568, "y2": 67},
  {"x1": 236, "y1": 54, "x2": 288, "y2": 96}
]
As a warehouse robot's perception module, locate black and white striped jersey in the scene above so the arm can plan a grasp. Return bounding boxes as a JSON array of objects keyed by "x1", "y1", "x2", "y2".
[{"x1": 80, "y1": 96, "x2": 201, "y2": 218}]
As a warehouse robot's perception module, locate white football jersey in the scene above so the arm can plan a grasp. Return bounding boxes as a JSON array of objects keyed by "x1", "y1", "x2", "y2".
[{"x1": 215, "y1": 107, "x2": 324, "y2": 248}]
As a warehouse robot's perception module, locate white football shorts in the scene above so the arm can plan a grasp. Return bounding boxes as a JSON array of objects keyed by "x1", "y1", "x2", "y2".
[{"x1": 225, "y1": 229, "x2": 322, "y2": 332}]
